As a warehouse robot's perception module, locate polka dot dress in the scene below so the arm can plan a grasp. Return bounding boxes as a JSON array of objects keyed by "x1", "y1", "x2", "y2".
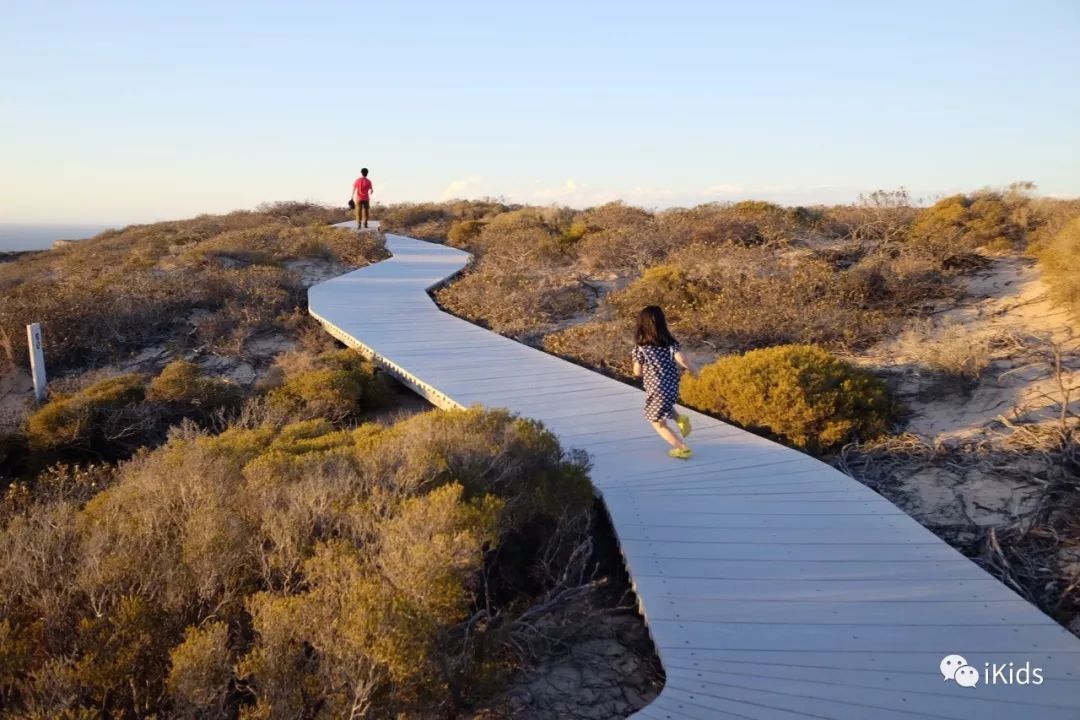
[{"x1": 632, "y1": 342, "x2": 682, "y2": 422}]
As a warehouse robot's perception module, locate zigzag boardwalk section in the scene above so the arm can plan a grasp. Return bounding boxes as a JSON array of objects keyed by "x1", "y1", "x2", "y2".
[{"x1": 310, "y1": 223, "x2": 1080, "y2": 719}]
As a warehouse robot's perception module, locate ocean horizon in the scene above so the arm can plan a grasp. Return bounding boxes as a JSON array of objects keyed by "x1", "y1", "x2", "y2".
[{"x1": 0, "y1": 222, "x2": 113, "y2": 252}]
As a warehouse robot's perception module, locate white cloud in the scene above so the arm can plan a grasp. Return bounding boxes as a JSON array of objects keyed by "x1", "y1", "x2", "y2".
[
  {"x1": 531, "y1": 178, "x2": 583, "y2": 201},
  {"x1": 527, "y1": 179, "x2": 675, "y2": 208},
  {"x1": 441, "y1": 175, "x2": 487, "y2": 200}
]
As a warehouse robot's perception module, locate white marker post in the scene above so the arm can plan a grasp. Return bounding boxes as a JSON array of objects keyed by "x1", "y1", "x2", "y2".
[{"x1": 26, "y1": 323, "x2": 47, "y2": 402}]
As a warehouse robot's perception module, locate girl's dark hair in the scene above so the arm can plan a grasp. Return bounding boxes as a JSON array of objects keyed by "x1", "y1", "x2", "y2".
[{"x1": 636, "y1": 305, "x2": 677, "y2": 347}]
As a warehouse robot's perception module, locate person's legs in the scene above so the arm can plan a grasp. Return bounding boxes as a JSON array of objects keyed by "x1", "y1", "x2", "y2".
[
  {"x1": 355, "y1": 201, "x2": 362, "y2": 229},
  {"x1": 361, "y1": 200, "x2": 370, "y2": 227},
  {"x1": 650, "y1": 419, "x2": 688, "y2": 450}
]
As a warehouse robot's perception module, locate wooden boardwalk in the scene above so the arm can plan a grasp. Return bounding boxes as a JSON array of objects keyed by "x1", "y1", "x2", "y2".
[{"x1": 310, "y1": 224, "x2": 1080, "y2": 719}]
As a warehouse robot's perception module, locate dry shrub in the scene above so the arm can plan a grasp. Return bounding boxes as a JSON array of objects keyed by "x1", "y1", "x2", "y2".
[
  {"x1": 190, "y1": 223, "x2": 384, "y2": 269},
  {"x1": 1028, "y1": 197, "x2": 1080, "y2": 250},
  {"x1": 0, "y1": 209, "x2": 385, "y2": 375},
  {"x1": 897, "y1": 318, "x2": 993, "y2": 383},
  {"x1": 669, "y1": 243, "x2": 896, "y2": 349},
  {"x1": 436, "y1": 267, "x2": 592, "y2": 339},
  {"x1": 576, "y1": 225, "x2": 672, "y2": 274},
  {"x1": 1037, "y1": 216, "x2": 1080, "y2": 321},
  {"x1": 435, "y1": 209, "x2": 587, "y2": 337},
  {"x1": 659, "y1": 205, "x2": 764, "y2": 247},
  {"x1": 377, "y1": 202, "x2": 454, "y2": 240},
  {"x1": 380, "y1": 200, "x2": 517, "y2": 242},
  {"x1": 722, "y1": 200, "x2": 808, "y2": 245},
  {"x1": 820, "y1": 189, "x2": 919, "y2": 243},
  {"x1": 538, "y1": 239, "x2": 948, "y2": 374},
  {"x1": 542, "y1": 320, "x2": 635, "y2": 377},
  {"x1": 432, "y1": 195, "x2": 987, "y2": 382},
  {"x1": 845, "y1": 246, "x2": 957, "y2": 308},
  {"x1": 462, "y1": 208, "x2": 572, "y2": 263},
  {"x1": 255, "y1": 201, "x2": 350, "y2": 227},
  {"x1": 0, "y1": 408, "x2": 594, "y2": 717},
  {"x1": 682, "y1": 344, "x2": 895, "y2": 452}
]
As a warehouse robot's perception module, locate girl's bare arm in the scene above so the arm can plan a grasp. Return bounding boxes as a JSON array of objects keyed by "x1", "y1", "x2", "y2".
[
  {"x1": 674, "y1": 350, "x2": 697, "y2": 376},
  {"x1": 632, "y1": 359, "x2": 642, "y2": 378}
]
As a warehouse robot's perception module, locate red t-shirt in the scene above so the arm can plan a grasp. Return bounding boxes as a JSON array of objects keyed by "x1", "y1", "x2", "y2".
[{"x1": 353, "y1": 177, "x2": 373, "y2": 200}]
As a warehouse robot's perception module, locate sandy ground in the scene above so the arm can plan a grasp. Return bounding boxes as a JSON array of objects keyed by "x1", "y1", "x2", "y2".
[
  {"x1": 860, "y1": 255, "x2": 1078, "y2": 442},
  {"x1": 840, "y1": 255, "x2": 1079, "y2": 588}
]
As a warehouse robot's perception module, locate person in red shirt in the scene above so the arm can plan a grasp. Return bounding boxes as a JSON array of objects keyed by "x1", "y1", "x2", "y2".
[{"x1": 352, "y1": 168, "x2": 374, "y2": 229}]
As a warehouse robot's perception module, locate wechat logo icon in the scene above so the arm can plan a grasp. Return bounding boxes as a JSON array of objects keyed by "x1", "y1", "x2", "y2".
[{"x1": 941, "y1": 654, "x2": 979, "y2": 688}]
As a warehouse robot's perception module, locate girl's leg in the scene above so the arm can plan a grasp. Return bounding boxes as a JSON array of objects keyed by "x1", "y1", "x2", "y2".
[{"x1": 650, "y1": 420, "x2": 689, "y2": 450}]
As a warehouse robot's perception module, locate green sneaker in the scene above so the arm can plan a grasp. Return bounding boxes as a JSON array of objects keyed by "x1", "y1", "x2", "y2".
[
  {"x1": 676, "y1": 413, "x2": 692, "y2": 438},
  {"x1": 668, "y1": 447, "x2": 692, "y2": 460}
]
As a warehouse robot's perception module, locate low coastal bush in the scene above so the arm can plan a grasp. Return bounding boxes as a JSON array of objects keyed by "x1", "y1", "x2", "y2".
[
  {"x1": 0, "y1": 407, "x2": 593, "y2": 718},
  {"x1": 27, "y1": 364, "x2": 242, "y2": 461},
  {"x1": 265, "y1": 349, "x2": 395, "y2": 422},
  {"x1": 26, "y1": 373, "x2": 148, "y2": 453},
  {"x1": 1037, "y1": 216, "x2": 1080, "y2": 321},
  {"x1": 681, "y1": 344, "x2": 895, "y2": 452},
  {"x1": 147, "y1": 360, "x2": 241, "y2": 409},
  {"x1": 447, "y1": 218, "x2": 485, "y2": 247},
  {"x1": 0, "y1": 205, "x2": 383, "y2": 375},
  {"x1": 432, "y1": 191, "x2": 994, "y2": 361},
  {"x1": 543, "y1": 319, "x2": 636, "y2": 377},
  {"x1": 606, "y1": 264, "x2": 710, "y2": 324},
  {"x1": 908, "y1": 190, "x2": 1028, "y2": 259}
]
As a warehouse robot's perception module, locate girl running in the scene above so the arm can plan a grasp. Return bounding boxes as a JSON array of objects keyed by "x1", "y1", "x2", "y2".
[{"x1": 631, "y1": 306, "x2": 697, "y2": 459}]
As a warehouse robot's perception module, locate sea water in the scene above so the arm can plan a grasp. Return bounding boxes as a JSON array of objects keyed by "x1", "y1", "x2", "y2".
[{"x1": 0, "y1": 223, "x2": 111, "y2": 252}]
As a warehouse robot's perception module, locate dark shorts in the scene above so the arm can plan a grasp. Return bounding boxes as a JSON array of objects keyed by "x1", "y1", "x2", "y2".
[{"x1": 358, "y1": 199, "x2": 370, "y2": 210}]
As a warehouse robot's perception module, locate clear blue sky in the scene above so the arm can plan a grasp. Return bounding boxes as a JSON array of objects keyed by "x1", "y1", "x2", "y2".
[{"x1": 2, "y1": 0, "x2": 1078, "y2": 224}]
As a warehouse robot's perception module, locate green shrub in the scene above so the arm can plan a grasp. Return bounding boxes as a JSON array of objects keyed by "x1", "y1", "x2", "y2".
[
  {"x1": 1038, "y1": 216, "x2": 1080, "y2": 320},
  {"x1": 266, "y1": 349, "x2": 394, "y2": 422},
  {"x1": 681, "y1": 344, "x2": 894, "y2": 452},
  {"x1": 447, "y1": 219, "x2": 485, "y2": 247},
  {"x1": 26, "y1": 374, "x2": 146, "y2": 452},
  {"x1": 147, "y1": 360, "x2": 240, "y2": 409},
  {"x1": 606, "y1": 264, "x2": 711, "y2": 325},
  {"x1": 167, "y1": 621, "x2": 233, "y2": 713},
  {"x1": 725, "y1": 200, "x2": 804, "y2": 244},
  {"x1": 0, "y1": 406, "x2": 594, "y2": 717},
  {"x1": 909, "y1": 191, "x2": 1026, "y2": 260},
  {"x1": 267, "y1": 368, "x2": 363, "y2": 421}
]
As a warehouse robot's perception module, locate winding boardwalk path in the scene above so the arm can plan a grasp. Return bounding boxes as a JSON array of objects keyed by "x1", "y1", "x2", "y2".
[{"x1": 310, "y1": 223, "x2": 1080, "y2": 719}]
